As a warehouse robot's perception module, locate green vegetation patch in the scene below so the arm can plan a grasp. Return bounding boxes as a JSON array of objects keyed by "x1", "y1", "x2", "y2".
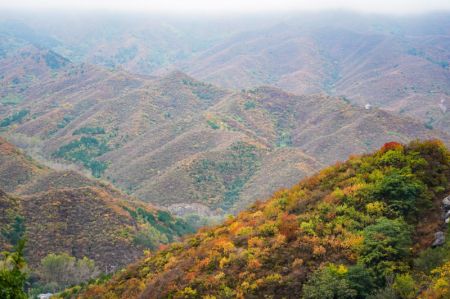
[
  {"x1": 1, "y1": 94, "x2": 24, "y2": 106},
  {"x1": 424, "y1": 117, "x2": 434, "y2": 130},
  {"x1": 182, "y1": 79, "x2": 219, "y2": 102},
  {"x1": 0, "y1": 240, "x2": 27, "y2": 299},
  {"x1": 44, "y1": 51, "x2": 68, "y2": 70},
  {"x1": 0, "y1": 109, "x2": 29, "y2": 127},
  {"x1": 73, "y1": 126, "x2": 106, "y2": 135},
  {"x1": 244, "y1": 100, "x2": 256, "y2": 110},
  {"x1": 124, "y1": 207, "x2": 194, "y2": 249},
  {"x1": 207, "y1": 119, "x2": 220, "y2": 130},
  {"x1": 57, "y1": 115, "x2": 75, "y2": 129},
  {"x1": 52, "y1": 136, "x2": 110, "y2": 177},
  {"x1": 1, "y1": 197, "x2": 25, "y2": 247},
  {"x1": 191, "y1": 142, "x2": 260, "y2": 210},
  {"x1": 407, "y1": 47, "x2": 449, "y2": 69},
  {"x1": 1, "y1": 215, "x2": 25, "y2": 247},
  {"x1": 27, "y1": 253, "x2": 100, "y2": 296},
  {"x1": 276, "y1": 131, "x2": 292, "y2": 147}
]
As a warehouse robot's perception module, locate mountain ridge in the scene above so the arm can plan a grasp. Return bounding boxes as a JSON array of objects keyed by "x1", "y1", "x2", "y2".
[
  {"x1": 1, "y1": 45, "x2": 449, "y2": 218},
  {"x1": 0, "y1": 137, "x2": 193, "y2": 270},
  {"x1": 67, "y1": 140, "x2": 450, "y2": 299}
]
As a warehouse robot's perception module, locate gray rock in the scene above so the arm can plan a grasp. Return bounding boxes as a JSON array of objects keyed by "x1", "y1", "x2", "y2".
[
  {"x1": 443, "y1": 196, "x2": 450, "y2": 210},
  {"x1": 432, "y1": 231, "x2": 445, "y2": 247}
]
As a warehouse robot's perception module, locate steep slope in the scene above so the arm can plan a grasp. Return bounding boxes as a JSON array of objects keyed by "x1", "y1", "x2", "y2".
[
  {"x1": 0, "y1": 189, "x2": 22, "y2": 250},
  {"x1": 68, "y1": 140, "x2": 450, "y2": 299},
  {"x1": 0, "y1": 44, "x2": 69, "y2": 112},
  {"x1": 0, "y1": 137, "x2": 193, "y2": 270},
  {"x1": 211, "y1": 87, "x2": 450, "y2": 164},
  {"x1": 0, "y1": 136, "x2": 47, "y2": 192},
  {"x1": 105, "y1": 86, "x2": 449, "y2": 217}
]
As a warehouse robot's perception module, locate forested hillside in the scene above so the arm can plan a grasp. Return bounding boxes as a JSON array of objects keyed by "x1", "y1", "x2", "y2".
[
  {"x1": 0, "y1": 137, "x2": 193, "y2": 271},
  {"x1": 1, "y1": 44, "x2": 448, "y2": 220},
  {"x1": 63, "y1": 140, "x2": 449, "y2": 298},
  {"x1": 1, "y1": 8, "x2": 450, "y2": 299}
]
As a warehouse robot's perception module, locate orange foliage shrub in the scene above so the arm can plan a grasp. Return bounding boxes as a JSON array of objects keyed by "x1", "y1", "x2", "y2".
[{"x1": 380, "y1": 141, "x2": 403, "y2": 153}]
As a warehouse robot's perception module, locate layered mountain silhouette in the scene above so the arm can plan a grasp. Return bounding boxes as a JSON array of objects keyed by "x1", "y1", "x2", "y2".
[
  {"x1": 4, "y1": 12, "x2": 446, "y2": 132},
  {"x1": 0, "y1": 44, "x2": 448, "y2": 217}
]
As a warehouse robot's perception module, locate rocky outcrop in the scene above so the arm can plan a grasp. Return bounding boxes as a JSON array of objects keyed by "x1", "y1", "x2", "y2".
[
  {"x1": 433, "y1": 195, "x2": 450, "y2": 247},
  {"x1": 444, "y1": 195, "x2": 450, "y2": 208},
  {"x1": 443, "y1": 195, "x2": 450, "y2": 224},
  {"x1": 432, "y1": 231, "x2": 446, "y2": 247}
]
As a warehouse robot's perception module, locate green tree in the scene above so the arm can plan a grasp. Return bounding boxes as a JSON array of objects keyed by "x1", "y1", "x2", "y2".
[
  {"x1": 41, "y1": 253, "x2": 76, "y2": 291},
  {"x1": 347, "y1": 264, "x2": 376, "y2": 298},
  {"x1": 73, "y1": 257, "x2": 100, "y2": 285},
  {"x1": 302, "y1": 264, "x2": 357, "y2": 299},
  {"x1": 133, "y1": 224, "x2": 169, "y2": 249},
  {"x1": 0, "y1": 239, "x2": 27, "y2": 299},
  {"x1": 359, "y1": 218, "x2": 412, "y2": 285},
  {"x1": 1, "y1": 215, "x2": 25, "y2": 246},
  {"x1": 373, "y1": 169, "x2": 426, "y2": 218},
  {"x1": 392, "y1": 273, "x2": 417, "y2": 299},
  {"x1": 40, "y1": 253, "x2": 99, "y2": 291}
]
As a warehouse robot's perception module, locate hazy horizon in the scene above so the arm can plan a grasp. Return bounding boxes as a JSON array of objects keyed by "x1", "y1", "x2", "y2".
[{"x1": 1, "y1": 0, "x2": 450, "y2": 15}]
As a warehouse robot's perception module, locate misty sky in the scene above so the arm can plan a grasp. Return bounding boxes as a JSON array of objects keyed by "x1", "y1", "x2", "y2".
[{"x1": 0, "y1": 0, "x2": 449, "y2": 14}]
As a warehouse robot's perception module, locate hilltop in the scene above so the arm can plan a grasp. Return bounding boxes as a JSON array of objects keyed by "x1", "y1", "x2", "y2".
[{"x1": 65, "y1": 140, "x2": 450, "y2": 298}]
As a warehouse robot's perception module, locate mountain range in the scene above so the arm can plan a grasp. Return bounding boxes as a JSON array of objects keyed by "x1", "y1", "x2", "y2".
[
  {"x1": 0, "y1": 10, "x2": 449, "y2": 298},
  {"x1": 0, "y1": 43, "x2": 448, "y2": 218},
  {"x1": 3, "y1": 12, "x2": 447, "y2": 133}
]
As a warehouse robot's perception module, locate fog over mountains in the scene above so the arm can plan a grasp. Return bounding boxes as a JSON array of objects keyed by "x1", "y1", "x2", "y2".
[
  {"x1": 0, "y1": 9, "x2": 449, "y2": 298},
  {"x1": 1, "y1": 12, "x2": 449, "y2": 216}
]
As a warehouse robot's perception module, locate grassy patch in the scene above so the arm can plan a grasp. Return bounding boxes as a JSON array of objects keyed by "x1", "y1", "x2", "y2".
[{"x1": 183, "y1": 79, "x2": 218, "y2": 101}]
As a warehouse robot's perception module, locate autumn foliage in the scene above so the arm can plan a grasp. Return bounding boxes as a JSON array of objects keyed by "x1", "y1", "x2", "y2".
[{"x1": 64, "y1": 140, "x2": 449, "y2": 299}]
